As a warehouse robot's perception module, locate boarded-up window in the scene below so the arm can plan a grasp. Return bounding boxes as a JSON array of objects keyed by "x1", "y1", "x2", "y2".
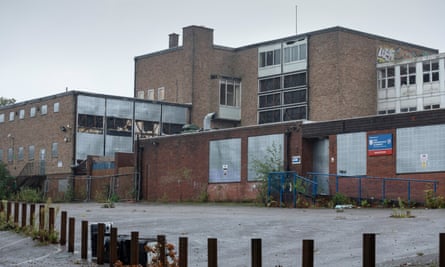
[
  {"x1": 337, "y1": 132, "x2": 367, "y2": 176},
  {"x1": 397, "y1": 124, "x2": 445, "y2": 173},
  {"x1": 209, "y1": 138, "x2": 241, "y2": 183},
  {"x1": 248, "y1": 134, "x2": 284, "y2": 181}
]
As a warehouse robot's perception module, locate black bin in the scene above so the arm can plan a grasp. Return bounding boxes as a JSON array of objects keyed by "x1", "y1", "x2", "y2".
[
  {"x1": 90, "y1": 222, "x2": 112, "y2": 258},
  {"x1": 104, "y1": 235, "x2": 156, "y2": 265}
]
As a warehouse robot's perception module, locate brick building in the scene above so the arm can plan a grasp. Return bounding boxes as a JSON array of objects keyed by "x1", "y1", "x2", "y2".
[
  {"x1": 0, "y1": 91, "x2": 189, "y2": 192},
  {"x1": 134, "y1": 25, "x2": 438, "y2": 129},
  {"x1": 139, "y1": 109, "x2": 445, "y2": 203}
]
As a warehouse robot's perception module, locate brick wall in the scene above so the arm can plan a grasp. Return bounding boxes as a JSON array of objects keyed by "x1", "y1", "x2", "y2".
[
  {"x1": 0, "y1": 93, "x2": 76, "y2": 177},
  {"x1": 141, "y1": 121, "x2": 303, "y2": 202}
]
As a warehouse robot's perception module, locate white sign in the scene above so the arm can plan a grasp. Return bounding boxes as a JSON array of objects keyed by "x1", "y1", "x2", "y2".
[{"x1": 292, "y1": 156, "x2": 301, "y2": 165}]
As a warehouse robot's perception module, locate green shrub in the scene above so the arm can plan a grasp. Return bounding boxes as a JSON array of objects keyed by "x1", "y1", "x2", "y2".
[
  {"x1": 0, "y1": 162, "x2": 15, "y2": 200},
  {"x1": 424, "y1": 189, "x2": 445, "y2": 209},
  {"x1": 14, "y1": 187, "x2": 43, "y2": 203},
  {"x1": 332, "y1": 193, "x2": 350, "y2": 205}
]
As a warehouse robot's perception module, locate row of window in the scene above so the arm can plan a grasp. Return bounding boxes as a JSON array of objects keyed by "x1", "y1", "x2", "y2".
[
  {"x1": 137, "y1": 88, "x2": 165, "y2": 101},
  {"x1": 378, "y1": 104, "x2": 440, "y2": 115},
  {"x1": 0, "y1": 143, "x2": 58, "y2": 163},
  {"x1": 78, "y1": 114, "x2": 183, "y2": 136},
  {"x1": 259, "y1": 42, "x2": 307, "y2": 68},
  {"x1": 378, "y1": 60, "x2": 440, "y2": 89},
  {"x1": 0, "y1": 102, "x2": 59, "y2": 123},
  {"x1": 258, "y1": 105, "x2": 307, "y2": 124},
  {"x1": 259, "y1": 72, "x2": 307, "y2": 92}
]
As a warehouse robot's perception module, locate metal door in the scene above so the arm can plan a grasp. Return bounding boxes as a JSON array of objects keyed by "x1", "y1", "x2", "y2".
[{"x1": 312, "y1": 138, "x2": 329, "y2": 195}]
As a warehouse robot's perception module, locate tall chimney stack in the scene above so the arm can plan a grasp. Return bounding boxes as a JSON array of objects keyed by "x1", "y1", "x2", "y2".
[{"x1": 169, "y1": 33, "x2": 179, "y2": 48}]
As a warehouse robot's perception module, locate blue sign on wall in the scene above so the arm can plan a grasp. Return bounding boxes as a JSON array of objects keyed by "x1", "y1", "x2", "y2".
[{"x1": 368, "y1": 133, "x2": 393, "y2": 156}]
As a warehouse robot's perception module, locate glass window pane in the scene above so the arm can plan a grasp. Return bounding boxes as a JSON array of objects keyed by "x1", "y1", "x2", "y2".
[
  {"x1": 299, "y1": 43, "x2": 307, "y2": 60},
  {"x1": 220, "y1": 82, "x2": 226, "y2": 105}
]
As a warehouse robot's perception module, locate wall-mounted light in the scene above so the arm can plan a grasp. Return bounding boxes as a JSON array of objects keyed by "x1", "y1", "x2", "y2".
[{"x1": 60, "y1": 126, "x2": 67, "y2": 132}]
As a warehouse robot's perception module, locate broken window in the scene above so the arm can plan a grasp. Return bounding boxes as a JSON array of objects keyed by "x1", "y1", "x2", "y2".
[
  {"x1": 77, "y1": 114, "x2": 104, "y2": 134},
  {"x1": 106, "y1": 117, "x2": 132, "y2": 137}
]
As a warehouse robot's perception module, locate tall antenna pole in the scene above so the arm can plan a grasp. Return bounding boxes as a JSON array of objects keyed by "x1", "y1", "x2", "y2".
[{"x1": 295, "y1": 5, "x2": 298, "y2": 35}]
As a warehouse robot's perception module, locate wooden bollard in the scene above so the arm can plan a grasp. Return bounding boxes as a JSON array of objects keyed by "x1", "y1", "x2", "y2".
[
  {"x1": 158, "y1": 235, "x2": 166, "y2": 267},
  {"x1": 6, "y1": 201, "x2": 11, "y2": 223},
  {"x1": 440, "y1": 233, "x2": 445, "y2": 267},
  {"x1": 363, "y1": 233, "x2": 376, "y2": 267},
  {"x1": 97, "y1": 223, "x2": 105, "y2": 265},
  {"x1": 81, "y1": 221, "x2": 88, "y2": 259},
  {"x1": 131, "y1": 231, "x2": 139, "y2": 266},
  {"x1": 179, "y1": 237, "x2": 188, "y2": 267},
  {"x1": 39, "y1": 204, "x2": 45, "y2": 231},
  {"x1": 68, "y1": 217, "x2": 75, "y2": 253},
  {"x1": 30, "y1": 204, "x2": 35, "y2": 227},
  {"x1": 109, "y1": 228, "x2": 118, "y2": 267},
  {"x1": 21, "y1": 203, "x2": 27, "y2": 228},
  {"x1": 302, "y1": 239, "x2": 314, "y2": 267},
  {"x1": 60, "y1": 211, "x2": 67, "y2": 246},
  {"x1": 251, "y1": 238, "x2": 262, "y2": 267},
  {"x1": 14, "y1": 202, "x2": 19, "y2": 226},
  {"x1": 49, "y1": 207, "x2": 55, "y2": 234},
  {"x1": 208, "y1": 238, "x2": 217, "y2": 267}
]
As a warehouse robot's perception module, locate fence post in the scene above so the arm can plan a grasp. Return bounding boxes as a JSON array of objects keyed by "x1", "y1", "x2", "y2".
[
  {"x1": 60, "y1": 211, "x2": 67, "y2": 246},
  {"x1": 49, "y1": 207, "x2": 55, "y2": 234},
  {"x1": 68, "y1": 217, "x2": 75, "y2": 253},
  {"x1": 6, "y1": 201, "x2": 11, "y2": 223},
  {"x1": 21, "y1": 203, "x2": 27, "y2": 228},
  {"x1": 440, "y1": 233, "x2": 445, "y2": 267},
  {"x1": 30, "y1": 204, "x2": 35, "y2": 227},
  {"x1": 179, "y1": 237, "x2": 188, "y2": 267},
  {"x1": 14, "y1": 202, "x2": 19, "y2": 226},
  {"x1": 208, "y1": 238, "x2": 217, "y2": 267},
  {"x1": 97, "y1": 223, "x2": 105, "y2": 265},
  {"x1": 158, "y1": 235, "x2": 166, "y2": 267},
  {"x1": 302, "y1": 239, "x2": 314, "y2": 267},
  {"x1": 39, "y1": 204, "x2": 45, "y2": 232},
  {"x1": 81, "y1": 221, "x2": 88, "y2": 259},
  {"x1": 0, "y1": 200, "x2": 3, "y2": 213},
  {"x1": 407, "y1": 181, "x2": 411, "y2": 203},
  {"x1": 130, "y1": 231, "x2": 139, "y2": 266},
  {"x1": 363, "y1": 233, "x2": 376, "y2": 267},
  {"x1": 109, "y1": 227, "x2": 118, "y2": 267},
  {"x1": 251, "y1": 238, "x2": 262, "y2": 267}
]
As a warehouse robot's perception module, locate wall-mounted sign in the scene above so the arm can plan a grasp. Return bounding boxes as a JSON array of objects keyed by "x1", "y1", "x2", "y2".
[
  {"x1": 368, "y1": 134, "x2": 393, "y2": 156},
  {"x1": 292, "y1": 156, "x2": 301, "y2": 165}
]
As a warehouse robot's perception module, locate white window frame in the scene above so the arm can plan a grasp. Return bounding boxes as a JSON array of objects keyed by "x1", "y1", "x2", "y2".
[
  {"x1": 158, "y1": 87, "x2": 165, "y2": 100},
  {"x1": 0, "y1": 113, "x2": 4, "y2": 123},
  {"x1": 30, "y1": 107, "x2": 36, "y2": 117},
  {"x1": 9, "y1": 111, "x2": 14, "y2": 121},
  {"x1": 147, "y1": 89, "x2": 155, "y2": 100},
  {"x1": 53, "y1": 102, "x2": 60, "y2": 113},
  {"x1": 41, "y1": 104, "x2": 48, "y2": 115},
  {"x1": 19, "y1": 109, "x2": 25, "y2": 119},
  {"x1": 137, "y1": 90, "x2": 145, "y2": 99}
]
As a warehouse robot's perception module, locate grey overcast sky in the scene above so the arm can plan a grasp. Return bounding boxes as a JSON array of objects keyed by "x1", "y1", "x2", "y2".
[{"x1": 1, "y1": 0, "x2": 445, "y2": 102}]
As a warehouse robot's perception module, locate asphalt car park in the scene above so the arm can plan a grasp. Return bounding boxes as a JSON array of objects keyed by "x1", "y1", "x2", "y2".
[{"x1": 1, "y1": 203, "x2": 444, "y2": 266}]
